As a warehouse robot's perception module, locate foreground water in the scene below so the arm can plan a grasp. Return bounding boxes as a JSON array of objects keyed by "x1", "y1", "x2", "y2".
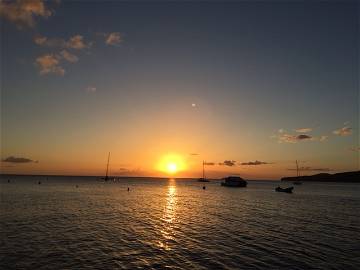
[{"x1": 1, "y1": 176, "x2": 359, "y2": 269}]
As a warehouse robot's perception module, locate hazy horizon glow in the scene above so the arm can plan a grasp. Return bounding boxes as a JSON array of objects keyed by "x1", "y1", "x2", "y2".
[{"x1": 1, "y1": 1, "x2": 358, "y2": 179}]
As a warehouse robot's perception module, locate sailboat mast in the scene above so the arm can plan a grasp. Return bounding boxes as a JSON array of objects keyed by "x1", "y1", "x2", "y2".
[
  {"x1": 203, "y1": 160, "x2": 205, "y2": 179},
  {"x1": 105, "y1": 152, "x2": 110, "y2": 180},
  {"x1": 296, "y1": 160, "x2": 299, "y2": 177}
]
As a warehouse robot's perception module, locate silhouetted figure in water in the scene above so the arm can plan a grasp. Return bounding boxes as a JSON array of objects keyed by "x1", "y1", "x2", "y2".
[
  {"x1": 203, "y1": 186, "x2": 206, "y2": 190},
  {"x1": 127, "y1": 187, "x2": 130, "y2": 192},
  {"x1": 38, "y1": 181, "x2": 41, "y2": 185},
  {"x1": 7, "y1": 179, "x2": 10, "y2": 183},
  {"x1": 76, "y1": 185, "x2": 79, "y2": 188}
]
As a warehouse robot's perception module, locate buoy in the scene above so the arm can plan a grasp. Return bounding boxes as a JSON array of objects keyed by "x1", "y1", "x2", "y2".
[
  {"x1": 203, "y1": 186, "x2": 206, "y2": 190},
  {"x1": 127, "y1": 187, "x2": 130, "y2": 192}
]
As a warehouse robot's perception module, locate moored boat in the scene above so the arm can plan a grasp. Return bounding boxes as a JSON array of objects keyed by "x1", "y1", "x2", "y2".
[
  {"x1": 221, "y1": 176, "x2": 247, "y2": 187},
  {"x1": 275, "y1": 186, "x2": 294, "y2": 193},
  {"x1": 197, "y1": 160, "x2": 210, "y2": 182}
]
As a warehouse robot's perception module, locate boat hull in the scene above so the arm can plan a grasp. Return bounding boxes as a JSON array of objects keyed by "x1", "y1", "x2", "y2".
[
  {"x1": 221, "y1": 182, "x2": 247, "y2": 187},
  {"x1": 275, "y1": 187, "x2": 294, "y2": 193}
]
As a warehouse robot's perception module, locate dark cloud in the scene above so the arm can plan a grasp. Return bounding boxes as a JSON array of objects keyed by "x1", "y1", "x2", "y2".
[
  {"x1": 2, "y1": 156, "x2": 38, "y2": 163},
  {"x1": 296, "y1": 134, "x2": 312, "y2": 140},
  {"x1": 219, "y1": 160, "x2": 236, "y2": 166},
  {"x1": 189, "y1": 153, "x2": 199, "y2": 156},
  {"x1": 241, "y1": 160, "x2": 269, "y2": 166},
  {"x1": 203, "y1": 162, "x2": 215, "y2": 166}
]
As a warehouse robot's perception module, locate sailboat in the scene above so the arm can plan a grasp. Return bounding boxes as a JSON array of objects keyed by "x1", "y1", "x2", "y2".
[
  {"x1": 293, "y1": 160, "x2": 302, "y2": 185},
  {"x1": 101, "y1": 152, "x2": 111, "y2": 181},
  {"x1": 197, "y1": 160, "x2": 210, "y2": 182}
]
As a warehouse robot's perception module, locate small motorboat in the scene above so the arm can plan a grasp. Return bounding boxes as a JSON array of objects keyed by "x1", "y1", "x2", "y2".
[
  {"x1": 221, "y1": 176, "x2": 247, "y2": 187},
  {"x1": 275, "y1": 186, "x2": 294, "y2": 193}
]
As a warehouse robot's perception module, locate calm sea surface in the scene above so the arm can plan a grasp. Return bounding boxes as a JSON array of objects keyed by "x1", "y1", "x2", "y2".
[{"x1": 1, "y1": 175, "x2": 359, "y2": 269}]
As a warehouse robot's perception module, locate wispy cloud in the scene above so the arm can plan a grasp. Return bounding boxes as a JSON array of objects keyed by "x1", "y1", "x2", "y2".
[
  {"x1": 60, "y1": 50, "x2": 78, "y2": 63},
  {"x1": 295, "y1": 128, "x2": 312, "y2": 133},
  {"x1": 34, "y1": 35, "x2": 91, "y2": 49},
  {"x1": 189, "y1": 153, "x2": 199, "y2": 156},
  {"x1": 241, "y1": 160, "x2": 270, "y2": 165},
  {"x1": 0, "y1": 0, "x2": 52, "y2": 29},
  {"x1": 105, "y1": 32, "x2": 122, "y2": 46},
  {"x1": 35, "y1": 54, "x2": 65, "y2": 76},
  {"x1": 349, "y1": 147, "x2": 360, "y2": 152},
  {"x1": 2, "y1": 156, "x2": 38, "y2": 163},
  {"x1": 219, "y1": 160, "x2": 236, "y2": 166},
  {"x1": 333, "y1": 126, "x2": 352, "y2": 136}
]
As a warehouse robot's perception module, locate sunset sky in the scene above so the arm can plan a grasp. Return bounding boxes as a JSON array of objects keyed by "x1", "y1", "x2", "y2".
[{"x1": 1, "y1": 1, "x2": 358, "y2": 179}]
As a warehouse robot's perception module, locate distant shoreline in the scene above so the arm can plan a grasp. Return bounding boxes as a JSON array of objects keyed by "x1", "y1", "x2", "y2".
[{"x1": 281, "y1": 171, "x2": 360, "y2": 183}]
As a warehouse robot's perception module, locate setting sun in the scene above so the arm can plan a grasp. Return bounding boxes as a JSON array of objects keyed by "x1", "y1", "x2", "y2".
[{"x1": 157, "y1": 154, "x2": 186, "y2": 175}]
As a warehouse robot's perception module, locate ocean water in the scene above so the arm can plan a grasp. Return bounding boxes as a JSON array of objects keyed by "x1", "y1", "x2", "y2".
[{"x1": 1, "y1": 175, "x2": 359, "y2": 270}]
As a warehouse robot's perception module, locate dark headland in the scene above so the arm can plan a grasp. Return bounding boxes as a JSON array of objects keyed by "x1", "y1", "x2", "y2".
[{"x1": 281, "y1": 171, "x2": 360, "y2": 183}]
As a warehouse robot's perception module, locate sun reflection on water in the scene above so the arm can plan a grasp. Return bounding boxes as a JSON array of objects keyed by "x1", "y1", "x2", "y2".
[{"x1": 158, "y1": 179, "x2": 177, "y2": 250}]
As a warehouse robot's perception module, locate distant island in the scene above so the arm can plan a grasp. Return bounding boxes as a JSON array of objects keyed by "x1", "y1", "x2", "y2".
[{"x1": 281, "y1": 171, "x2": 360, "y2": 182}]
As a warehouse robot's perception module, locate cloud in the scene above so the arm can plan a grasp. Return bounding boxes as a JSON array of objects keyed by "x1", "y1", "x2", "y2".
[
  {"x1": 278, "y1": 128, "x2": 285, "y2": 133},
  {"x1": 349, "y1": 147, "x2": 360, "y2": 152},
  {"x1": 33, "y1": 35, "x2": 91, "y2": 49},
  {"x1": 219, "y1": 160, "x2": 236, "y2": 166},
  {"x1": 203, "y1": 162, "x2": 215, "y2": 166},
  {"x1": 240, "y1": 160, "x2": 270, "y2": 165},
  {"x1": 105, "y1": 32, "x2": 122, "y2": 46},
  {"x1": 319, "y1": 135, "x2": 328, "y2": 142},
  {"x1": 189, "y1": 153, "x2": 199, "y2": 156},
  {"x1": 67, "y1": 35, "x2": 89, "y2": 49},
  {"x1": 2, "y1": 156, "x2": 38, "y2": 163},
  {"x1": 333, "y1": 126, "x2": 352, "y2": 136},
  {"x1": 277, "y1": 133, "x2": 312, "y2": 143},
  {"x1": 35, "y1": 50, "x2": 80, "y2": 75},
  {"x1": 86, "y1": 86, "x2": 96, "y2": 92},
  {"x1": 60, "y1": 50, "x2": 78, "y2": 63},
  {"x1": 35, "y1": 54, "x2": 65, "y2": 76},
  {"x1": 295, "y1": 128, "x2": 312, "y2": 133},
  {"x1": 0, "y1": 0, "x2": 52, "y2": 28}
]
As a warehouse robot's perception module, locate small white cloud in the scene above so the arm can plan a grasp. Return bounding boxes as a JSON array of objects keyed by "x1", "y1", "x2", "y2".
[
  {"x1": 105, "y1": 32, "x2": 122, "y2": 46},
  {"x1": 319, "y1": 135, "x2": 328, "y2": 142},
  {"x1": 333, "y1": 126, "x2": 352, "y2": 136},
  {"x1": 86, "y1": 86, "x2": 96, "y2": 92},
  {"x1": 278, "y1": 128, "x2": 285, "y2": 133}
]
